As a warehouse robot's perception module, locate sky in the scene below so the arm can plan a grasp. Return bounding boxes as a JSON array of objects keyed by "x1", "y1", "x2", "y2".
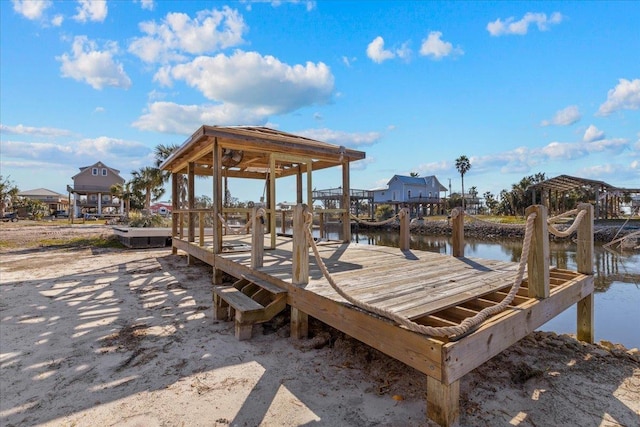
[{"x1": 1, "y1": 0, "x2": 639, "y2": 204}]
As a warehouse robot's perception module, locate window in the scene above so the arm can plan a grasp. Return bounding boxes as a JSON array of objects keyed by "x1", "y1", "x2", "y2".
[
  {"x1": 102, "y1": 195, "x2": 111, "y2": 202},
  {"x1": 407, "y1": 190, "x2": 412, "y2": 199},
  {"x1": 92, "y1": 168, "x2": 98, "y2": 175},
  {"x1": 90, "y1": 194, "x2": 97, "y2": 201},
  {"x1": 102, "y1": 168, "x2": 107, "y2": 176}
]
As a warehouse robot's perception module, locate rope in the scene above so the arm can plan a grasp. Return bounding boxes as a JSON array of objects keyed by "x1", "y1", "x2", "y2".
[
  {"x1": 547, "y1": 208, "x2": 587, "y2": 238},
  {"x1": 218, "y1": 208, "x2": 266, "y2": 235},
  {"x1": 303, "y1": 209, "x2": 538, "y2": 338},
  {"x1": 350, "y1": 210, "x2": 404, "y2": 227}
]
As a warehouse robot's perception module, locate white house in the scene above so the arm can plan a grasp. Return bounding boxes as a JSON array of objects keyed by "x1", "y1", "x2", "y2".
[{"x1": 373, "y1": 175, "x2": 447, "y2": 203}]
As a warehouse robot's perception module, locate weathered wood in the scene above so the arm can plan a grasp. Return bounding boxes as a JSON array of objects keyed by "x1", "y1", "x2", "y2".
[
  {"x1": 427, "y1": 377, "x2": 460, "y2": 427},
  {"x1": 342, "y1": 161, "x2": 351, "y2": 242},
  {"x1": 399, "y1": 207, "x2": 410, "y2": 251},
  {"x1": 526, "y1": 205, "x2": 549, "y2": 298},
  {"x1": 452, "y1": 208, "x2": 464, "y2": 257},
  {"x1": 188, "y1": 162, "x2": 195, "y2": 243},
  {"x1": 291, "y1": 308, "x2": 308, "y2": 339},
  {"x1": 292, "y1": 204, "x2": 309, "y2": 285},
  {"x1": 171, "y1": 173, "x2": 179, "y2": 255},
  {"x1": 212, "y1": 139, "x2": 222, "y2": 254},
  {"x1": 198, "y1": 212, "x2": 204, "y2": 246},
  {"x1": 576, "y1": 203, "x2": 594, "y2": 343},
  {"x1": 251, "y1": 207, "x2": 264, "y2": 268}
]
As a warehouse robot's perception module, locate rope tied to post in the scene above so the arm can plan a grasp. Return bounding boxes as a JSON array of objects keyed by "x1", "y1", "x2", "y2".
[
  {"x1": 350, "y1": 210, "x2": 404, "y2": 227},
  {"x1": 546, "y1": 208, "x2": 587, "y2": 238},
  {"x1": 303, "y1": 209, "x2": 538, "y2": 338},
  {"x1": 218, "y1": 207, "x2": 267, "y2": 235}
]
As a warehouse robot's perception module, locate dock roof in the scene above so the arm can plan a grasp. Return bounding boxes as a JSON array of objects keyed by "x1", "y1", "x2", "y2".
[{"x1": 159, "y1": 125, "x2": 366, "y2": 179}]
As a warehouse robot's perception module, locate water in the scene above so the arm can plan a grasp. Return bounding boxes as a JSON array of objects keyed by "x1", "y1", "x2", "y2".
[{"x1": 320, "y1": 227, "x2": 640, "y2": 348}]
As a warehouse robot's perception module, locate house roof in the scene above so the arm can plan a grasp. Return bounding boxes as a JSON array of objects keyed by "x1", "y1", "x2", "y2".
[
  {"x1": 386, "y1": 175, "x2": 448, "y2": 191},
  {"x1": 73, "y1": 161, "x2": 123, "y2": 179},
  {"x1": 18, "y1": 188, "x2": 65, "y2": 197},
  {"x1": 159, "y1": 125, "x2": 366, "y2": 178}
]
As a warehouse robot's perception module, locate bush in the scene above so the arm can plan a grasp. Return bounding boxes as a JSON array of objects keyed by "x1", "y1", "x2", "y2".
[{"x1": 127, "y1": 211, "x2": 167, "y2": 227}]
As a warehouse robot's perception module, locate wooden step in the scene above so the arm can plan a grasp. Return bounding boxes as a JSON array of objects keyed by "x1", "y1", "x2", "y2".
[
  {"x1": 213, "y1": 280, "x2": 288, "y2": 341},
  {"x1": 241, "y1": 273, "x2": 287, "y2": 295}
]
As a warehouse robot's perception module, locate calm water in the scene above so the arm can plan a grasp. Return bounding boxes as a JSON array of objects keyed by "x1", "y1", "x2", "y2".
[{"x1": 318, "y1": 227, "x2": 640, "y2": 348}]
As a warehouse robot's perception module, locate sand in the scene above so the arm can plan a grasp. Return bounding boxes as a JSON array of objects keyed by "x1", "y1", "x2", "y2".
[{"x1": 1, "y1": 224, "x2": 638, "y2": 426}]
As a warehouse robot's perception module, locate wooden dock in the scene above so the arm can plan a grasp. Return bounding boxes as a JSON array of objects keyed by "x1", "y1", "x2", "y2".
[{"x1": 171, "y1": 205, "x2": 594, "y2": 427}]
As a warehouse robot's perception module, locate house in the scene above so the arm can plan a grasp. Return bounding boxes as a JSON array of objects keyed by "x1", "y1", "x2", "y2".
[
  {"x1": 372, "y1": 175, "x2": 447, "y2": 216},
  {"x1": 67, "y1": 161, "x2": 125, "y2": 217},
  {"x1": 17, "y1": 188, "x2": 69, "y2": 214},
  {"x1": 150, "y1": 202, "x2": 172, "y2": 216}
]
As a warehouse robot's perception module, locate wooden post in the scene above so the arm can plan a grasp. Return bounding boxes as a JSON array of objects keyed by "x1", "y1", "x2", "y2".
[
  {"x1": 187, "y1": 162, "x2": 195, "y2": 265},
  {"x1": 526, "y1": 205, "x2": 549, "y2": 299},
  {"x1": 198, "y1": 211, "x2": 204, "y2": 246},
  {"x1": 269, "y1": 155, "x2": 277, "y2": 249},
  {"x1": 427, "y1": 377, "x2": 460, "y2": 427},
  {"x1": 291, "y1": 204, "x2": 309, "y2": 339},
  {"x1": 319, "y1": 211, "x2": 325, "y2": 239},
  {"x1": 399, "y1": 207, "x2": 410, "y2": 251},
  {"x1": 251, "y1": 207, "x2": 264, "y2": 269},
  {"x1": 576, "y1": 203, "x2": 594, "y2": 343},
  {"x1": 212, "y1": 139, "x2": 223, "y2": 285},
  {"x1": 452, "y1": 208, "x2": 464, "y2": 258},
  {"x1": 171, "y1": 173, "x2": 178, "y2": 254},
  {"x1": 342, "y1": 161, "x2": 351, "y2": 242},
  {"x1": 281, "y1": 210, "x2": 286, "y2": 234},
  {"x1": 178, "y1": 212, "x2": 184, "y2": 239}
]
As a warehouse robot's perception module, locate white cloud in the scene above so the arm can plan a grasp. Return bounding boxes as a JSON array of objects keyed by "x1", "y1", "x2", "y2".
[
  {"x1": 128, "y1": 7, "x2": 247, "y2": 63},
  {"x1": 583, "y1": 125, "x2": 605, "y2": 142},
  {"x1": 132, "y1": 101, "x2": 268, "y2": 134},
  {"x1": 1, "y1": 140, "x2": 73, "y2": 160},
  {"x1": 419, "y1": 31, "x2": 463, "y2": 60},
  {"x1": 11, "y1": 0, "x2": 52, "y2": 20},
  {"x1": 75, "y1": 136, "x2": 150, "y2": 158},
  {"x1": 138, "y1": 0, "x2": 154, "y2": 11},
  {"x1": 296, "y1": 128, "x2": 381, "y2": 148},
  {"x1": 242, "y1": 1, "x2": 316, "y2": 11},
  {"x1": 576, "y1": 162, "x2": 640, "y2": 183},
  {"x1": 487, "y1": 12, "x2": 563, "y2": 36},
  {"x1": 57, "y1": 36, "x2": 132, "y2": 90},
  {"x1": 93, "y1": 107, "x2": 105, "y2": 113},
  {"x1": 541, "y1": 105, "x2": 581, "y2": 126},
  {"x1": 168, "y1": 51, "x2": 334, "y2": 114},
  {"x1": 73, "y1": 0, "x2": 108, "y2": 23},
  {"x1": 366, "y1": 36, "x2": 396, "y2": 64},
  {"x1": 0, "y1": 124, "x2": 73, "y2": 137},
  {"x1": 341, "y1": 56, "x2": 356, "y2": 67},
  {"x1": 596, "y1": 78, "x2": 640, "y2": 116},
  {"x1": 51, "y1": 14, "x2": 63, "y2": 26}
]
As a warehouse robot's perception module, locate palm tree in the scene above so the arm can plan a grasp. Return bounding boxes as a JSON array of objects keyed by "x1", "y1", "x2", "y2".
[
  {"x1": 130, "y1": 166, "x2": 164, "y2": 212},
  {"x1": 455, "y1": 155, "x2": 471, "y2": 210},
  {"x1": 409, "y1": 171, "x2": 420, "y2": 177},
  {"x1": 110, "y1": 182, "x2": 134, "y2": 218},
  {"x1": 154, "y1": 143, "x2": 186, "y2": 208},
  {"x1": 0, "y1": 175, "x2": 19, "y2": 218}
]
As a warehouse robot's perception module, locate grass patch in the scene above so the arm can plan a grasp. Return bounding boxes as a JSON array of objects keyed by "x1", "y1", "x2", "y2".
[{"x1": 38, "y1": 235, "x2": 124, "y2": 249}]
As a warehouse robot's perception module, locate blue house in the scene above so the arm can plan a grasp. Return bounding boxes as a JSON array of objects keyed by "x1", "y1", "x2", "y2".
[{"x1": 372, "y1": 175, "x2": 447, "y2": 216}]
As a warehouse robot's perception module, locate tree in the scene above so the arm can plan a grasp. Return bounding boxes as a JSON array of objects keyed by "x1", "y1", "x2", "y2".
[
  {"x1": 483, "y1": 191, "x2": 498, "y2": 215},
  {"x1": 154, "y1": 143, "x2": 186, "y2": 208},
  {"x1": 110, "y1": 182, "x2": 135, "y2": 218},
  {"x1": 409, "y1": 171, "x2": 420, "y2": 177},
  {"x1": 130, "y1": 167, "x2": 164, "y2": 212},
  {"x1": 455, "y1": 155, "x2": 471, "y2": 210},
  {"x1": 0, "y1": 175, "x2": 20, "y2": 218}
]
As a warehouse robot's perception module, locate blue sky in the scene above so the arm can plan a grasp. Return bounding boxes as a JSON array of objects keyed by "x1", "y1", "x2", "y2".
[{"x1": 1, "y1": 0, "x2": 638, "y2": 203}]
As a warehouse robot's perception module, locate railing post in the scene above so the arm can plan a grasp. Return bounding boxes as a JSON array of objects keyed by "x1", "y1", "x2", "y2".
[
  {"x1": 198, "y1": 211, "x2": 204, "y2": 246},
  {"x1": 319, "y1": 211, "x2": 325, "y2": 239},
  {"x1": 178, "y1": 212, "x2": 184, "y2": 240},
  {"x1": 171, "y1": 212, "x2": 178, "y2": 255},
  {"x1": 526, "y1": 205, "x2": 549, "y2": 299},
  {"x1": 291, "y1": 204, "x2": 309, "y2": 339},
  {"x1": 400, "y1": 207, "x2": 410, "y2": 251},
  {"x1": 452, "y1": 208, "x2": 464, "y2": 258},
  {"x1": 251, "y1": 207, "x2": 264, "y2": 269},
  {"x1": 576, "y1": 203, "x2": 594, "y2": 343}
]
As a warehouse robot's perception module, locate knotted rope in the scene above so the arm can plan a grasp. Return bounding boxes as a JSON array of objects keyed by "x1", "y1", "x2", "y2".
[
  {"x1": 303, "y1": 209, "x2": 538, "y2": 338},
  {"x1": 546, "y1": 208, "x2": 586, "y2": 238}
]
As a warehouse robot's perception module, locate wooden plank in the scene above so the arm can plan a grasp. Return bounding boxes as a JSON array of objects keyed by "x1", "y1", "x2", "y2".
[
  {"x1": 442, "y1": 274, "x2": 593, "y2": 383},
  {"x1": 173, "y1": 238, "x2": 214, "y2": 265},
  {"x1": 242, "y1": 273, "x2": 287, "y2": 295},
  {"x1": 213, "y1": 286, "x2": 263, "y2": 312}
]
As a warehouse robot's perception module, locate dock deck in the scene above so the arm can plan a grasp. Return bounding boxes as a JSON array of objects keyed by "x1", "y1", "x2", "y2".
[{"x1": 172, "y1": 223, "x2": 593, "y2": 426}]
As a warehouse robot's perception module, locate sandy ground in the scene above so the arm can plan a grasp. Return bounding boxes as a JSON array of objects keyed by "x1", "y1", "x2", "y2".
[{"x1": 1, "y1": 224, "x2": 638, "y2": 427}]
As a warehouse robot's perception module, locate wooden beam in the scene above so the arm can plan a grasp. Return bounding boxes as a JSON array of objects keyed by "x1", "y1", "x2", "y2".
[
  {"x1": 251, "y1": 207, "x2": 264, "y2": 269},
  {"x1": 342, "y1": 160, "x2": 351, "y2": 242},
  {"x1": 400, "y1": 208, "x2": 410, "y2": 251},
  {"x1": 576, "y1": 203, "x2": 594, "y2": 343},
  {"x1": 452, "y1": 208, "x2": 464, "y2": 257},
  {"x1": 526, "y1": 205, "x2": 549, "y2": 298},
  {"x1": 269, "y1": 154, "x2": 277, "y2": 249},
  {"x1": 171, "y1": 173, "x2": 178, "y2": 255},
  {"x1": 427, "y1": 377, "x2": 459, "y2": 427},
  {"x1": 291, "y1": 204, "x2": 310, "y2": 339}
]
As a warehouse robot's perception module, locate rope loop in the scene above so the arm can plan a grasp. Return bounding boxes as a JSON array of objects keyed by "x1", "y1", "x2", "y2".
[{"x1": 547, "y1": 207, "x2": 586, "y2": 238}]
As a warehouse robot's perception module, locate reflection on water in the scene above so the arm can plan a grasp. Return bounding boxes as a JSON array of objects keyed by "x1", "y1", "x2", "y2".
[{"x1": 338, "y1": 228, "x2": 640, "y2": 348}]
